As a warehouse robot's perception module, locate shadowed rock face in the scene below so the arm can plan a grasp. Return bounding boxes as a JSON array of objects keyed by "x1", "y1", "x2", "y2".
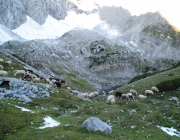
[
  {"x1": 0, "y1": 0, "x2": 67, "y2": 29},
  {"x1": 0, "y1": 0, "x2": 27, "y2": 29}
]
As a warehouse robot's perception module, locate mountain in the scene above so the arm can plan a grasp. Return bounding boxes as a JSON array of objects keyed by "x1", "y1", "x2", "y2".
[{"x1": 0, "y1": 0, "x2": 180, "y2": 89}]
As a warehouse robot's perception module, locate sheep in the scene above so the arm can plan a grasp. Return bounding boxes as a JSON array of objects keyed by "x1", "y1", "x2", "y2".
[
  {"x1": 106, "y1": 95, "x2": 115, "y2": 105},
  {"x1": 0, "y1": 65, "x2": 3, "y2": 70},
  {"x1": 0, "y1": 59, "x2": 4, "y2": 63},
  {"x1": 67, "y1": 87, "x2": 71, "y2": 91},
  {"x1": 121, "y1": 94, "x2": 129, "y2": 100},
  {"x1": 110, "y1": 98, "x2": 115, "y2": 105},
  {"x1": 25, "y1": 69, "x2": 33, "y2": 73},
  {"x1": 0, "y1": 70, "x2": 8, "y2": 76},
  {"x1": 14, "y1": 70, "x2": 26, "y2": 76},
  {"x1": 145, "y1": 90, "x2": 154, "y2": 96},
  {"x1": 138, "y1": 94, "x2": 147, "y2": 100},
  {"x1": 93, "y1": 91, "x2": 99, "y2": 97},
  {"x1": 0, "y1": 80, "x2": 10, "y2": 88},
  {"x1": 102, "y1": 91, "x2": 106, "y2": 96},
  {"x1": 115, "y1": 91, "x2": 122, "y2": 98},
  {"x1": 80, "y1": 93, "x2": 89, "y2": 98},
  {"x1": 88, "y1": 92, "x2": 95, "y2": 98},
  {"x1": 130, "y1": 89, "x2": 138, "y2": 95},
  {"x1": 108, "y1": 90, "x2": 114, "y2": 95},
  {"x1": 4, "y1": 60, "x2": 11, "y2": 65},
  {"x1": 32, "y1": 77, "x2": 40, "y2": 83},
  {"x1": 54, "y1": 81, "x2": 62, "y2": 89},
  {"x1": 61, "y1": 80, "x2": 66, "y2": 84},
  {"x1": 151, "y1": 86, "x2": 159, "y2": 93},
  {"x1": 43, "y1": 78, "x2": 51, "y2": 84},
  {"x1": 126, "y1": 93, "x2": 134, "y2": 100}
]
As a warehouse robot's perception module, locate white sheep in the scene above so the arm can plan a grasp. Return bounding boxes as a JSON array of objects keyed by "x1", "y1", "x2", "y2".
[
  {"x1": 138, "y1": 94, "x2": 147, "y2": 100},
  {"x1": 67, "y1": 87, "x2": 71, "y2": 91},
  {"x1": 0, "y1": 65, "x2": 3, "y2": 70},
  {"x1": 102, "y1": 91, "x2": 106, "y2": 96},
  {"x1": 4, "y1": 60, "x2": 11, "y2": 65},
  {"x1": 106, "y1": 95, "x2": 115, "y2": 104},
  {"x1": 0, "y1": 59, "x2": 4, "y2": 63},
  {"x1": 80, "y1": 93, "x2": 89, "y2": 98},
  {"x1": 14, "y1": 70, "x2": 26, "y2": 76},
  {"x1": 108, "y1": 90, "x2": 114, "y2": 95},
  {"x1": 93, "y1": 91, "x2": 99, "y2": 97},
  {"x1": 145, "y1": 90, "x2": 154, "y2": 96},
  {"x1": 71, "y1": 90, "x2": 79, "y2": 95},
  {"x1": 88, "y1": 92, "x2": 95, "y2": 98},
  {"x1": 130, "y1": 89, "x2": 138, "y2": 95},
  {"x1": 109, "y1": 98, "x2": 115, "y2": 105},
  {"x1": 151, "y1": 86, "x2": 159, "y2": 93},
  {"x1": 126, "y1": 93, "x2": 134, "y2": 100},
  {"x1": 32, "y1": 77, "x2": 40, "y2": 83},
  {"x1": 0, "y1": 70, "x2": 8, "y2": 76}
]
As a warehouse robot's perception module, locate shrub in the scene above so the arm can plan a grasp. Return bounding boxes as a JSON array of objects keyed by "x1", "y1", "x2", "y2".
[{"x1": 156, "y1": 78, "x2": 180, "y2": 91}]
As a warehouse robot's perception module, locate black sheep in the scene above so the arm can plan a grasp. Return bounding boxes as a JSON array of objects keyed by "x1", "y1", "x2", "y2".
[
  {"x1": 115, "y1": 91, "x2": 122, "y2": 98},
  {"x1": 54, "y1": 81, "x2": 61, "y2": 88},
  {"x1": 0, "y1": 80, "x2": 10, "y2": 88}
]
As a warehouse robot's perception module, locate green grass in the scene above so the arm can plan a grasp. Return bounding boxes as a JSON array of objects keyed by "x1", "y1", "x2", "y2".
[{"x1": 1, "y1": 53, "x2": 180, "y2": 140}]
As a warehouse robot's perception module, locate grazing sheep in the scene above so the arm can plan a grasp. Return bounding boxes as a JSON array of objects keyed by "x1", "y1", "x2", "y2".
[
  {"x1": 0, "y1": 70, "x2": 8, "y2": 76},
  {"x1": 88, "y1": 92, "x2": 95, "y2": 98},
  {"x1": 80, "y1": 93, "x2": 89, "y2": 98},
  {"x1": 102, "y1": 91, "x2": 106, "y2": 96},
  {"x1": 0, "y1": 80, "x2": 10, "y2": 88},
  {"x1": 145, "y1": 90, "x2": 154, "y2": 96},
  {"x1": 106, "y1": 95, "x2": 115, "y2": 105},
  {"x1": 115, "y1": 91, "x2": 122, "y2": 98},
  {"x1": 25, "y1": 69, "x2": 33, "y2": 73},
  {"x1": 14, "y1": 70, "x2": 26, "y2": 76},
  {"x1": 67, "y1": 87, "x2": 71, "y2": 91},
  {"x1": 33, "y1": 77, "x2": 40, "y2": 83},
  {"x1": 126, "y1": 93, "x2": 134, "y2": 100},
  {"x1": 71, "y1": 90, "x2": 79, "y2": 95},
  {"x1": 43, "y1": 78, "x2": 51, "y2": 84},
  {"x1": 0, "y1": 65, "x2": 3, "y2": 70},
  {"x1": 121, "y1": 94, "x2": 129, "y2": 100},
  {"x1": 54, "y1": 81, "x2": 62, "y2": 89},
  {"x1": 4, "y1": 60, "x2": 11, "y2": 65},
  {"x1": 0, "y1": 59, "x2": 4, "y2": 63},
  {"x1": 151, "y1": 86, "x2": 159, "y2": 93},
  {"x1": 108, "y1": 90, "x2": 114, "y2": 95},
  {"x1": 130, "y1": 89, "x2": 138, "y2": 95},
  {"x1": 93, "y1": 91, "x2": 99, "y2": 97},
  {"x1": 109, "y1": 98, "x2": 115, "y2": 105},
  {"x1": 60, "y1": 80, "x2": 65, "y2": 84},
  {"x1": 138, "y1": 94, "x2": 147, "y2": 100}
]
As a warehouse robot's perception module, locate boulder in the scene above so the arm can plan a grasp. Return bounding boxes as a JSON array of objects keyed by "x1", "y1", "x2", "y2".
[{"x1": 81, "y1": 117, "x2": 112, "y2": 134}]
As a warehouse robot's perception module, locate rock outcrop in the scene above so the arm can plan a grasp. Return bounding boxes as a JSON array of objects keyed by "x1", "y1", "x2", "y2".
[{"x1": 0, "y1": 0, "x2": 67, "y2": 29}]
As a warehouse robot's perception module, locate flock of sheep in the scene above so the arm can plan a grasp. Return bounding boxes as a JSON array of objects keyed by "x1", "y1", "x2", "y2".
[
  {"x1": 75, "y1": 86, "x2": 160, "y2": 105},
  {"x1": 0, "y1": 58, "x2": 64, "y2": 88},
  {"x1": 0, "y1": 57, "x2": 160, "y2": 105}
]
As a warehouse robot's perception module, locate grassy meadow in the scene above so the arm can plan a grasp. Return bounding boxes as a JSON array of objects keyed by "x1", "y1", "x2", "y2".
[{"x1": 0, "y1": 53, "x2": 180, "y2": 140}]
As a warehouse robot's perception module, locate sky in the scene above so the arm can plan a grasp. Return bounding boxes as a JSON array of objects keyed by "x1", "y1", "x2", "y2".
[{"x1": 70, "y1": 0, "x2": 180, "y2": 31}]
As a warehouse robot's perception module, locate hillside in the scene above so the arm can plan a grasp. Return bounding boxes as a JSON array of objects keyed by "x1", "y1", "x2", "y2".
[{"x1": 0, "y1": 52, "x2": 180, "y2": 140}]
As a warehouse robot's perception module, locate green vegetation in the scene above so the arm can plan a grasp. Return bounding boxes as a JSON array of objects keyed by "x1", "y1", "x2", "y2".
[{"x1": 1, "y1": 53, "x2": 180, "y2": 140}]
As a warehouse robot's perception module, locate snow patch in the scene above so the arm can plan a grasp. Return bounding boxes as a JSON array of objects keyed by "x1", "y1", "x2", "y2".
[
  {"x1": 39, "y1": 116, "x2": 60, "y2": 129},
  {"x1": 157, "y1": 125, "x2": 180, "y2": 137},
  {"x1": 12, "y1": 16, "x2": 58, "y2": 40},
  {"x1": 14, "y1": 105, "x2": 34, "y2": 113}
]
